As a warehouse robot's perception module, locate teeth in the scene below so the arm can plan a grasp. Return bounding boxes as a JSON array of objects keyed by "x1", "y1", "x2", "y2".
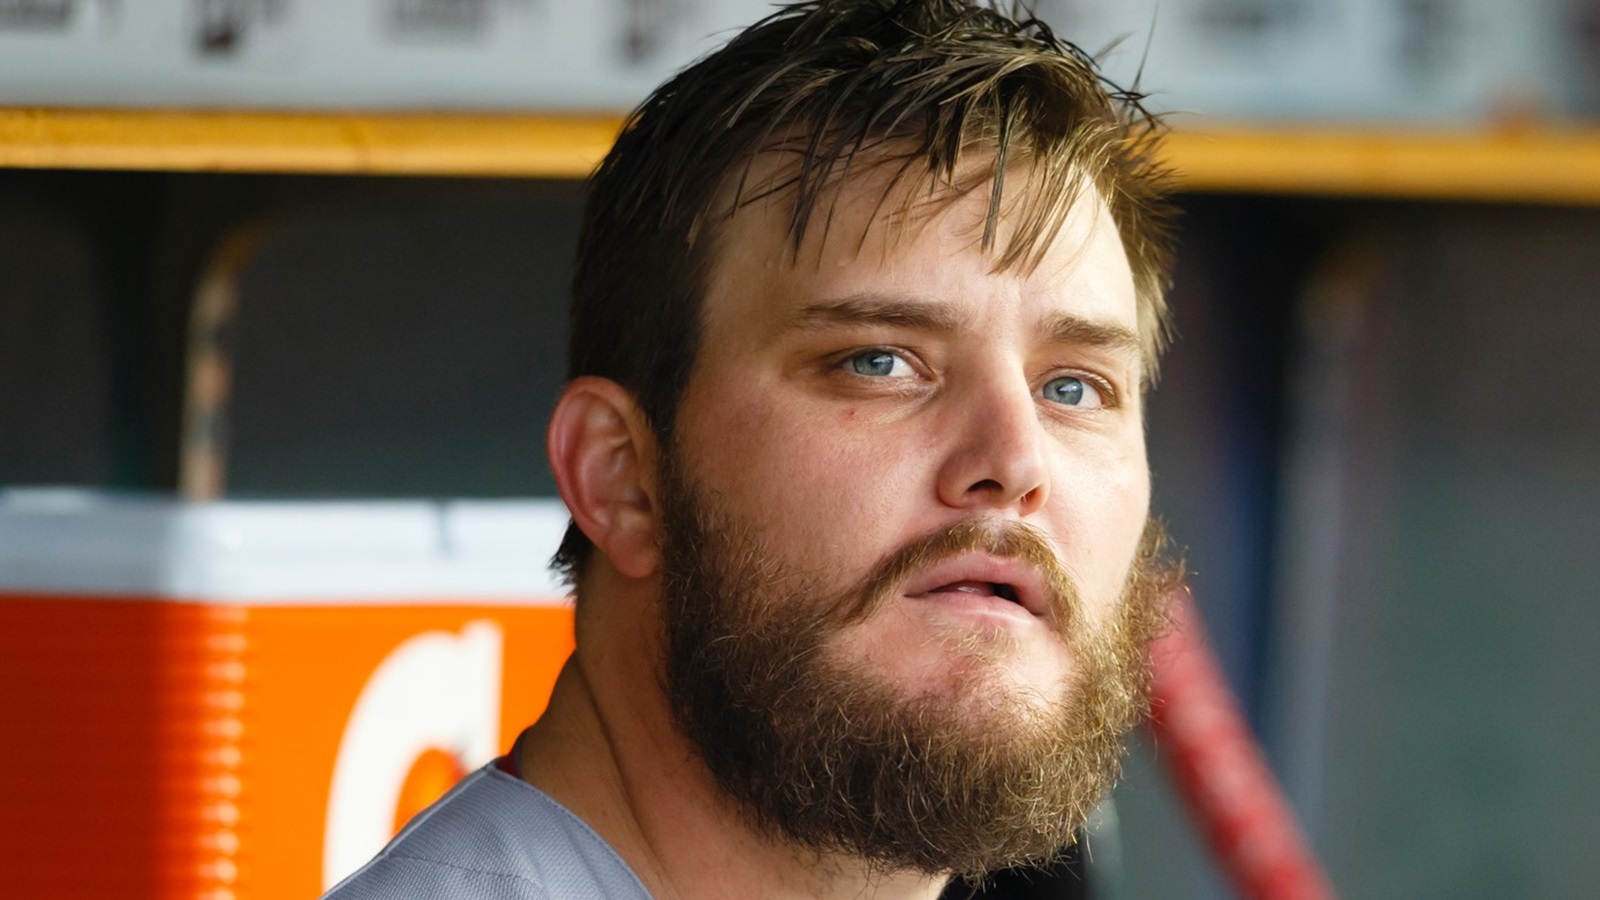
[{"x1": 926, "y1": 581, "x2": 1018, "y2": 602}]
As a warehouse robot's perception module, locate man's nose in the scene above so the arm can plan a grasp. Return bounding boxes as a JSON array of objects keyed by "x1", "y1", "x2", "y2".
[{"x1": 934, "y1": 377, "x2": 1050, "y2": 517}]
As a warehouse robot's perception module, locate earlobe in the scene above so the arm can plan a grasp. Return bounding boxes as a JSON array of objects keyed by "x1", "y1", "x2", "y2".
[{"x1": 546, "y1": 377, "x2": 662, "y2": 580}]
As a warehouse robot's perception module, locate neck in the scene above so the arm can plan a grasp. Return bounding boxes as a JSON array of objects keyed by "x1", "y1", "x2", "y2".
[{"x1": 518, "y1": 572, "x2": 948, "y2": 900}]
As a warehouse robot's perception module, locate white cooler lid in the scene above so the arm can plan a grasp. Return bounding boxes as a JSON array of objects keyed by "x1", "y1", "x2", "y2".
[{"x1": 0, "y1": 489, "x2": 572, "y2": 604}]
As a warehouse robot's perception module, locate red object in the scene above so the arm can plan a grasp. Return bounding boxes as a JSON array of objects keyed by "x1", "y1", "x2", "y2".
[
  {"x1": 0, "y1": 594, "x2": 571, "y2": 900},
  {"x1": 1148, "y1": 589, "x2": 1338, "y2": 900}
]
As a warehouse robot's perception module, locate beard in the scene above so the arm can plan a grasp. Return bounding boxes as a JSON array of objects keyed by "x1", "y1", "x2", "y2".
[{"x1": 657, "y1": 454, "x2": 1182, "y2": 880}]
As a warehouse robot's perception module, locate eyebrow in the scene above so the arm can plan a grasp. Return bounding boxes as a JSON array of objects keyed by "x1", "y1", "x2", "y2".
[
  {"x1": 790, "y1": 294, "x2": 962, "y2": 332},
  {"x1": 1039, "y1": 313, "x2": 1142, "y2": 358},
  {"x1": 789, "y1": 292, "x2": 1143, "y2": 359}
]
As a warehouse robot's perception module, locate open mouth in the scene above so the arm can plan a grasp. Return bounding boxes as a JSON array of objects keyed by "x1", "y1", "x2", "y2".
[
  {"x1": 901, "y1": 555, "x2": 1050, "y2": 620},
  {"x1": 920, "y1": 580, "x2": 1021, "y2": 604}
]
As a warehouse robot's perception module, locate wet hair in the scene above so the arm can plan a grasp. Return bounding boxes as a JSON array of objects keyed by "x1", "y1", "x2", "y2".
[{"x1": 555, "y1": 0, "x2": 1176, "y2": 582}]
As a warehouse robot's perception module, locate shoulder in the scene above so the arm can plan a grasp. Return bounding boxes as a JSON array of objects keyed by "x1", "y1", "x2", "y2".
[{"x1": 321, "y1": 765, "x2": 652, "y2": 900}]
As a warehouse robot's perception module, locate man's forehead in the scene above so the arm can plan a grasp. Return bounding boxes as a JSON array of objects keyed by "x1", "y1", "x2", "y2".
[
  {"x1": 714, "y1": 144, "x2": 1113, "y2": 276},
  {"x1": 701, "y1": 148, "x2": 1140, "y2": 365}
]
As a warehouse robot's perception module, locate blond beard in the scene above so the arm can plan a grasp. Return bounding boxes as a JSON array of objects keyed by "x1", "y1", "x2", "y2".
[{"x1": 657, "y1": 454, "x2": 1181, "y2": 879}]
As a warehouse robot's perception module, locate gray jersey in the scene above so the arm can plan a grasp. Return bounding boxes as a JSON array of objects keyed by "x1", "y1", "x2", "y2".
[{"x1": 322, "y1": 764, "x2": 653, "y2": 900}]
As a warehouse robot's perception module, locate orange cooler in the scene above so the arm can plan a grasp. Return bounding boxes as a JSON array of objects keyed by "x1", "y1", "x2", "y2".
[{"x1": 0, "y1": 492, "x2": 575, "y2": 900}]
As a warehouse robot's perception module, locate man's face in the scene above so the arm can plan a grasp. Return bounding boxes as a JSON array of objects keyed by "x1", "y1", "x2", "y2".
[{"x1": 657, "y1": 158, "x2": 1172, "y2": 876}]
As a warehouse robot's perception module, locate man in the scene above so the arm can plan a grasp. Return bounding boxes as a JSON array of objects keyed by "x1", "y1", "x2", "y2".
[{"x1": 326, "y1": 1, "x2": 1183, "y2": 897}]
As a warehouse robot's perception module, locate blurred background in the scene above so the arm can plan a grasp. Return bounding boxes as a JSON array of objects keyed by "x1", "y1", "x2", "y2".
[{"x1": 2, "y1": 1, "x2": 1598, "y2": 899}]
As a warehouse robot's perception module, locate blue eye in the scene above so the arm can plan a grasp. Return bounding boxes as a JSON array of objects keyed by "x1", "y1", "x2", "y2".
[
  {"x1": 850, "y1": 351, "x2": 902, "y2": 377},
  {"x1": 1042, "y1": 375, "x2": 1102, "y2": 407}
]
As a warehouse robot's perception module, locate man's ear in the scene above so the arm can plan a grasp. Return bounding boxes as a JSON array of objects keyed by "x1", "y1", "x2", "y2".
[{"x1": 546, "y1": 376, "x2": 662, "y2": 580}]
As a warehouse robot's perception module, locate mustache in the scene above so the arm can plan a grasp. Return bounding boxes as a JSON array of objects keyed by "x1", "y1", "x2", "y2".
[{"x1": 831, "y1": 518, "x2": 1081, "y2": 629}]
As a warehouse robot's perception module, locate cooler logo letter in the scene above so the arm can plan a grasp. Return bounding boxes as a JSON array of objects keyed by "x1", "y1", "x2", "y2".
[{"x1": 322, "y1": 621, "x2": 503, "y2": 889}]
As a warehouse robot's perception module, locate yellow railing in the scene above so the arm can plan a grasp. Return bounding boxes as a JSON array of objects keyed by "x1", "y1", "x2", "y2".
[{"x1": 4, "y1": 108, "x2": 1600, "y2": 204}]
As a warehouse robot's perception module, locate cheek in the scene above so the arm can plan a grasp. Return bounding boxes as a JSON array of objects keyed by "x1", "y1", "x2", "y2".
[
  {"x1": 1046, "y1": 441, "x2": 1150, "y2": 608},
  {"x1": 686, "y1": 391, "x2": 921, "y2": 560}
]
